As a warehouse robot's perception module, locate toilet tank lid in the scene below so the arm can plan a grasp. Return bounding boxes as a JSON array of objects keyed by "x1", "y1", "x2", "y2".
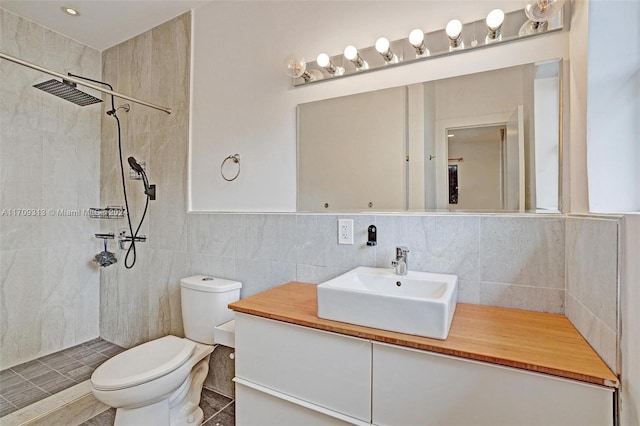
[{"x1": 180, "y1": 275, "x2": 242, "y2": 292}]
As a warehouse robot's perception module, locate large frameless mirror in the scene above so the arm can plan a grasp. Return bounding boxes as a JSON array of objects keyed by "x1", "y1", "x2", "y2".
[{"x1": 297, "y1": 59, "x2": 562, "y2": 213}]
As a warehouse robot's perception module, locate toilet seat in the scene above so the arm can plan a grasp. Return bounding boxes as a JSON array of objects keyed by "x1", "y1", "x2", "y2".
[{"x1": 92, "y1": 336, "x2": 196, "y2": 391}]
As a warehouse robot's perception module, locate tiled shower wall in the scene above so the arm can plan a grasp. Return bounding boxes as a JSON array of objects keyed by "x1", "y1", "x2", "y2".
[
  {"x1": 0, "y1": 8, "x2": 101, "y2": 369},
  {"x1": 99, "y1": 12, "x2": 192, "y2": 347},
  {"x1": 566, "y1": 216, "x2": 620, "y2": 372}
]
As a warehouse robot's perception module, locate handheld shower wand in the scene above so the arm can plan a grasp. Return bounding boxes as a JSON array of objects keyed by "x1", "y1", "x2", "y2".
[{"x1": 127, "y1": 157, "x2": 156, "y2": 200}]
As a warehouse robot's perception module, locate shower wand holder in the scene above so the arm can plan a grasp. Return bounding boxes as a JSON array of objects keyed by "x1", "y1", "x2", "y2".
[{"x1": 146, "y1": 184, "x2": 156, "y2": 201}]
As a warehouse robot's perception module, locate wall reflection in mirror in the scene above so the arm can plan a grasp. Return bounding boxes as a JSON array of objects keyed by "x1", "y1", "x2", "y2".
[{"x1": 297, "y1": 59, "x2": 561, "y2": 213}]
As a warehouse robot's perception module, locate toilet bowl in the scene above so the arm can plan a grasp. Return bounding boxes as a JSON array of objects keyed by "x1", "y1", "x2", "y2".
[{"x1": 91, "y1": 276, "x2": 241, "y2": 426}]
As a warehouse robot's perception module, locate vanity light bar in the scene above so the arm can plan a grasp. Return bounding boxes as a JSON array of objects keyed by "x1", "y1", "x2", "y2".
[{"x1": 290, "y1": 6, "x2": 565, "y2": 86}]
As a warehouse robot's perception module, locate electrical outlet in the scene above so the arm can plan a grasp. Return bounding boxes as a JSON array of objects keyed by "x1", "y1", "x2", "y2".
[{"x1": 338, "y1": 219, "x2": 354, "y2": 245}]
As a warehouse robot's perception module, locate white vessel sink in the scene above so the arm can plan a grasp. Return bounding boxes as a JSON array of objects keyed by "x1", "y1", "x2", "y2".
[{"x1": 317, "y1": 267, "x2": 458, "y2": 340}]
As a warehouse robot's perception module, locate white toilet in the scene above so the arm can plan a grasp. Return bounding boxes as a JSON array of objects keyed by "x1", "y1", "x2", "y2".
[{"x1": 91, "y1": 275, "x2": 241, "y2": 426}]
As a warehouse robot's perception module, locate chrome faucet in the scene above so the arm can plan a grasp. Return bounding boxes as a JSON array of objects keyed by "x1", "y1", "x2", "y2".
[{"x1": 391, "y1": 246, "x2": 410, "y2": 275}]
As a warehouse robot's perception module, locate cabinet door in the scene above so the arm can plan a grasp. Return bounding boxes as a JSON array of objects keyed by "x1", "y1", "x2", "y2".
[
  {"x1": 372, "y1": 342, "x2": 613, "y2": 426},
  {"x1": 235, "y1": 313, "x2": 371, "y2": 422}
]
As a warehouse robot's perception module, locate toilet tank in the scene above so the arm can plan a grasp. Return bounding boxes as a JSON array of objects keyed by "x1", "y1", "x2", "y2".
[{"x1": 180, "y1": 275, "x2": 242, "y2": 345}]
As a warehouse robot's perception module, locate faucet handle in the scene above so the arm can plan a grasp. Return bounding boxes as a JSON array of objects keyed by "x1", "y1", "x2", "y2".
[{"x1": 395, "y1": 246, "x2": 410, "y2": 256}]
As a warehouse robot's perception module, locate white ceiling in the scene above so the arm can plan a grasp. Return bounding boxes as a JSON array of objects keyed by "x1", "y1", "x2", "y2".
[{"x1": 0, "y1": 0, "x2": 210, "y2": 51}]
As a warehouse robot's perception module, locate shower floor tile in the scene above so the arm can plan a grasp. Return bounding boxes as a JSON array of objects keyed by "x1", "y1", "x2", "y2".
[{"x1": 0, "y1": 338, "x2": 124, "y2": 417}]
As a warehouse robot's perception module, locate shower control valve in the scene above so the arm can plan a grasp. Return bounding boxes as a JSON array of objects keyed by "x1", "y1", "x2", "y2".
[{"x1": 118, "y1": 230, "x2": 147, "y2": 250}]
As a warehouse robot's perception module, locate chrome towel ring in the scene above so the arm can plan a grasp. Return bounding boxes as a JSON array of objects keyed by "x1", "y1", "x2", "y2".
[{"x1": 220, "y1": 154, "x2": 241, "y2": 181}]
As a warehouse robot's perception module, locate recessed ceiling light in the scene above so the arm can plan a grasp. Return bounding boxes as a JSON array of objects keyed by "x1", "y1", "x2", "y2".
[
  {"x1": 61, "y1": 6, "x2": 80, "y2": 16},
  {"x1": 447, "y1": 134, "x2": 455, "y2": 138}
]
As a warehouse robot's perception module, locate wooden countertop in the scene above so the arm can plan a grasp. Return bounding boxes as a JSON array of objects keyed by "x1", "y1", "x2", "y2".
[{"x1": 229, "y1": 282, "x2": 618, "y2": 388}]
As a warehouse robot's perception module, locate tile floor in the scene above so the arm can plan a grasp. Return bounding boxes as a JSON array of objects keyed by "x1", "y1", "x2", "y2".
[
  {"x1": 81, "y1": 388, "x2": 235, "y2": 425},
  {"x1": 0, "y1": 338, "x2": 124, "y2": 417}
]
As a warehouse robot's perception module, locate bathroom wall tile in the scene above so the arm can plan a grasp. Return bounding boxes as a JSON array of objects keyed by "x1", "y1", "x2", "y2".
[
  {"x1": 187, "y1": 213, "x2": 238, "y2": 257},
  {"x1": 566, "y1": 217, "x2": 618, "y2": 331},
  {"x1": 295, "y1": 264, "x2": 350, "y2": 284},
  {"x1": 99, "y1": 136, "x2": 125, "y2": 209},
  {"x1": 0, "y1": 249, "x2": 43, "y2": 369},
  {"x1": 235, "y1": 259, "x2": 296, "y2": 299},
  {"x1": 479, "y1": 282, "x2": 565, "y2": 314},
  {"x1": 236, "y1": 214, "x2": 296, "y2": 261},
  {"x1": 0, "y1": 10, "x2": 44, "y2": 130},
  {"x1": 0, "y1": 72, "x2": 42, "y2": 133},
  {"x1": 376, "y1": 215, "x2": 480, "y2": 280},
  {"x1": 147, "y1": 249, "x2": 188, "y2": 340},
  {"x1": 480, "y1": 217, "x2": 565, "y2": 289},
  {"x1": 374, "y1": 215, "x2": 429, "y2": 269},
  {"x1": 203, "y1": 346, "x2": 236, "y2": 398},
  {"x1": 566, "y1": 292, "x2": 617, "y2": 372},
  {"x1": 0, "y1": 125, "x2": 42, "y2": 251},
  {"x1": 99, "y1": 249, "x2": 150, "y2": 348},
  {"x1": 457, "y1": 280, "x2": 480, "y2": 305},
  {"x1": 426, "y1": 216, "x2": 480, "y2": 280},
  {"x1": 149, "y1": 12, "x2": 191, "y2": 130},
  {"x1": 0, "y1": 9, "x2": 43, "y2": 62},
  {"x1": 41, "y1": 131, "x2": 99, "y2": 247},
  {"x1": 118, "y1": 31, "x2": 152, "y2": 138},
  {"x1": 40, "y1": 244, "x2": 100, "y2": 355},
  {"x1": 296, "y1": 214, "x2": 376, "y2": 269},
  {"x1": 148, "y1": 125, "x2": 188, "y2": 251},
  {"x1": 187, "y1": 253, "x2": 237, "y2": 282}
]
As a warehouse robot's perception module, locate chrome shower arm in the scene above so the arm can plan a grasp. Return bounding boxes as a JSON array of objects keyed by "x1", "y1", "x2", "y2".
[{"x1": 0, "y1": 51, "x2": 172, "y2": 114}]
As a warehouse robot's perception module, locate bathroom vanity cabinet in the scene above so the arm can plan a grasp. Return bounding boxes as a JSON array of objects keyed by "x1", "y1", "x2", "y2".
[{"x1": 231, "y1": 283, "x2": 617, "y2": 426}]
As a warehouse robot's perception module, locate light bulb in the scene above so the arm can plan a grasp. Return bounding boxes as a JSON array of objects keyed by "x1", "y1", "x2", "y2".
[
  {"x1": 486, "y1": 9, "x2": 505, "y2": 31},
  {"x1": 374, "y1": 37, "x2": 397, "y2": 63},
  {"x1": 375, "y1": 37, "x2": 390, "y2": 54},
  {"x1": 344, "y1": 45, "x2": 358, "y2": 61},
  {"x1": 525, "y1": 0, "x2": 565, "y2": 22},
  {"x1": 408, "y1": 29, "x2": 429, "y2": 56},
  {"x1": 316, "y1": 53, "x2": 330, "y2": 68},
  {"x1": 284, "y1": 54, "x2": 306, "y2": 78},
  {"x1": 520, "y1": 0, "x2": 565, "y2": 35},
  {"x1": 316, "y1": 53, "x2": 344, "y2": 76},
  {"x1": 446, "y1": 19, "x2": 464, "y2": 50},
  {"x1": 446, "y1": 19, "x2": 463, "y2": 40},
  {"x1": 408, "y1": 29, "x2": 424, "y2": 47},
  {"x1": 343, "y1": 45, "x2": 368, "y2": 69},
  {"x1": 485, "y1": 9, "x2": 505, "y2": 42}
]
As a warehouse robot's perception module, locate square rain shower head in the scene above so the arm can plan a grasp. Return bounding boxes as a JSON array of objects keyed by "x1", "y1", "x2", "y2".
[{"x1": 33, "y1": 79, "x2": 103, "y2": 106}]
